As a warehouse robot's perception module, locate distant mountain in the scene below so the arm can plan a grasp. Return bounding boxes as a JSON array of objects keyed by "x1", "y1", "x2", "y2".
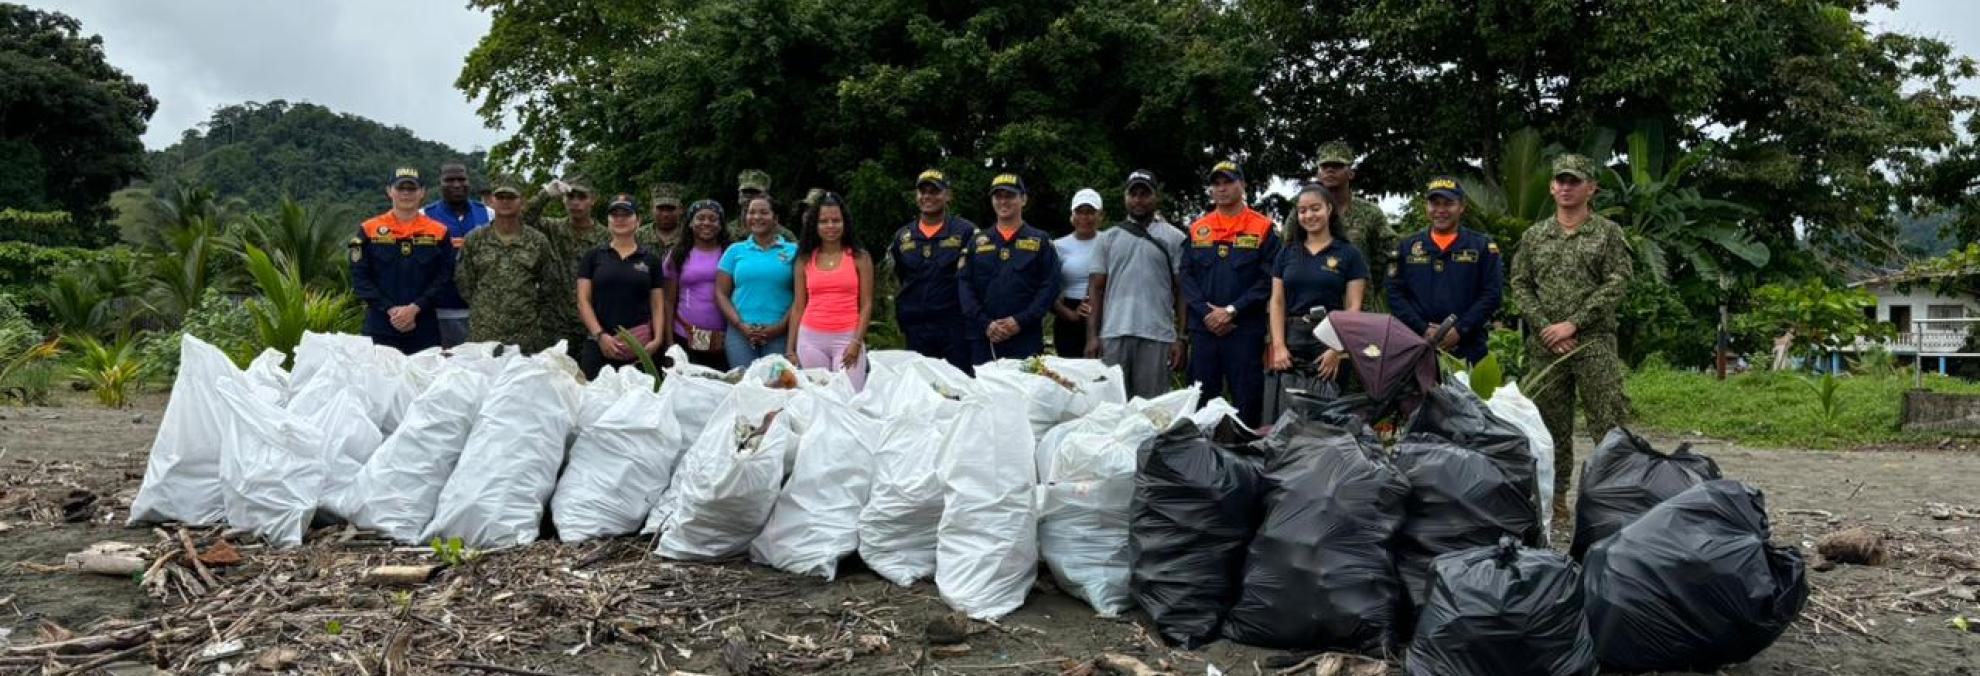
[
  {"x1": 146, "y1": 100, "x2": 485, "y2": 217},
  {"x1": 1898, "y1": 210, "x2": 1957, "y2": 259}
]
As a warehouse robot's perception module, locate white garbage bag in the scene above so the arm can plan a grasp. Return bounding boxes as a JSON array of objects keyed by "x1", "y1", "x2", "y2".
[
  {"x1": 639, "y1": 353, "x2": 735, "y2": 535},
  {"x1": 128, "y1": 335, "x2": 247, "y2": 526},
  {"x1": 750, "y1": 386, "x2": 877, "y2": 579},
  {"x1": 979, "y1": 357, "x2": 1125, "y2": 438},
  {"x1": 655, "y1": 381, "x2": 795, "y2": 560},
  {"x1": 337, "y1": 363, "x2": 494, "y2": 542},
  {"x1": 854, "y1": 355, "x2": 974, "y2": 585},
  {"x1": 935, "y1": 370, "x2": 1039, "y2": 620},
  {"x1": 1187, "y1": 396, "x2": 1240, "y2": 431},
  {"x1": 1034, "y1": 387, "x2": 1200, "y2": 616},
  {"x1": 289, "y1": 374, "x2": 383, "y2": 518},
  {"x1": 1487, "y1": 381, "x2": 1556, "y2": 534},
  {"x1": 551, "y1": 366, "x2": 681, "y2": 542},
  {"x1": 420, "y1": 350, "x2": 581, "y2": 548},
  {"x1": 858, "y1": 392, "x2": 963, "y2": 586},
  {"x1": 243, "y1": 348, "x2": 290, "y2": 405},
  {"x1": 213, "y1": 378, "x2": 324, "y2": 547}
]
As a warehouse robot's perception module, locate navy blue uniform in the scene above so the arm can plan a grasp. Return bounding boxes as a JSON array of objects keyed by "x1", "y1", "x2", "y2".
[
  {"x1": 1180, "y1": 208, "x2": 1280, "y2": 427},
  {"x1": 1272, "y1": 237, "x2": 1370, "y2": 317},
  {"x1": 958, "y1": 223, "x2": 1061, "y2": 364},
  {"x1": 349, "y1": 211, "x2": 456, "y2": 354},
  {"x1": 890, "y1": 215, "x2": 978, "y2": 371},
  {"x1": 1387, "y1": 228, "x2": 1504, "y2": 362}
]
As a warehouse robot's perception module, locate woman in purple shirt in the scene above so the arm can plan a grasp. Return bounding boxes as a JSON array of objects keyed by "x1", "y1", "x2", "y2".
[{"x1": 663, "y1": 200, "x2": 733, "y2": 370}]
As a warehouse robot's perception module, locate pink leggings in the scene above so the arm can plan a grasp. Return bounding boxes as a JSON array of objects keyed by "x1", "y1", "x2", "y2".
[{"x1": 795, "y1": 329, "x2": 868, "y2": 391}]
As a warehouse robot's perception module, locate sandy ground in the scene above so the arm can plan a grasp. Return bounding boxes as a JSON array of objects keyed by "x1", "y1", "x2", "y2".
[{"x1": 2, "y1": 395, "x2": 1978, "y2": 675}]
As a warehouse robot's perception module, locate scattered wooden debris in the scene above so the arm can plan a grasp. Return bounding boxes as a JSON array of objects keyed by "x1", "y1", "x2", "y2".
[
  {"x1": 361, "y1": 564, "x2": 441, "y2": 586},
  {"x1": 1092, "y1": 651, "x2": 1164, "y2": 676},
  {"x1": 63, "y1": 541, "x2": 147, "y2": 576},
  {"x1": 923, "y1": 611, "x2": 972, "y2": 645},
  {"x1": 1817, "y1": 526, "x2": 1889, "y2": 566}
]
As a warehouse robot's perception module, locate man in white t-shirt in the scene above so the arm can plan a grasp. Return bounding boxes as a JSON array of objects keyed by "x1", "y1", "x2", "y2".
[{"x1": 1085, "y1": 170, "x2": 1187, "y2": 399}]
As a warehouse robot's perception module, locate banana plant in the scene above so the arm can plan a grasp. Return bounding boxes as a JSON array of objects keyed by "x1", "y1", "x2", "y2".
[{"x1": 1598, "y1": 125, "x2": 1768, "y2": 287}]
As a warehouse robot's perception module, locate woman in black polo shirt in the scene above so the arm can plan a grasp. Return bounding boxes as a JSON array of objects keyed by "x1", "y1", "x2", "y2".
[
  {"x1": 576, "y1": 193, "x2": 666, "y2": 379},
  {"x1": 1268, "y1": 183, "x2": 1368, "y2": 379}
]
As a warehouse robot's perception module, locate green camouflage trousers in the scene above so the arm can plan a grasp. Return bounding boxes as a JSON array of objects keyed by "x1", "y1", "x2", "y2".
[{"x1": 1527, "y1": 331, "x2": 1629, "y2": 503}]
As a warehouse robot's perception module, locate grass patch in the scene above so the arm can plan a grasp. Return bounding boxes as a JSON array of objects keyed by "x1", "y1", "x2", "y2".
[{"x1": 1626, "y1": 367, "x2": 1980, "y2": 449}]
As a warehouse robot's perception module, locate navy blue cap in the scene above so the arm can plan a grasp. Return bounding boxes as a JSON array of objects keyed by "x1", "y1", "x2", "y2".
[
  {"x1": 916, "y1": 169, "x2": 950, "y2": 190},
  {"x1": 1207, "y1": 160, "x2": 1243, "y2": 182},
  {"x1": 1425, "y1": 176, "x2": 1465, "y2": 201},
  {"x1": 389, "y1": 166, "x2": 422, "y2": 187},
  {"x1": 989, "y1": 173, "x2": 1026, "y2": 195},
  {"x1": 1125, "y1": 170, "x2": 1159, "y2": 191},
  {"x1": 607, "y1": 193, "x2": 638, "y2": 214}
]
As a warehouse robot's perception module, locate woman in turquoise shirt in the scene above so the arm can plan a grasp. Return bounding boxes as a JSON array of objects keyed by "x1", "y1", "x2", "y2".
[{"x1": 716, "y1": 194, "x2": 799, "y2": 367}]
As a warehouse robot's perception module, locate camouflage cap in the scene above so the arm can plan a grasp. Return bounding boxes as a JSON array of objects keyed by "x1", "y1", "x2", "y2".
[
  {"x1": 737, "y1": 169, "x2": 771, "y2": 193},
  {"x1": 1316, "y1": 141, "x2": 1355, "y2": 166},
  {"x1": 487, "y1": 174, "x2": 524, "y2": 196},
  {"x1": 562, "y1": 173, "x2": 594, "y2": 194},
  {"x1": 650, "y1": 182, "x2": 684, "y2": 207},
  {"x1": 1552, "y1": 154, "x2": 1599, "y2": 181},
  {"x1": 802, "y1": 187, "x2": 828, "y2": 208}
]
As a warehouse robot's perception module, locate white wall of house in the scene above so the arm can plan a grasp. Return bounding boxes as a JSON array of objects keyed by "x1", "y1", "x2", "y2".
[{"x1": 1851, "y1": 281, "x2": 1978, "y2": 354}]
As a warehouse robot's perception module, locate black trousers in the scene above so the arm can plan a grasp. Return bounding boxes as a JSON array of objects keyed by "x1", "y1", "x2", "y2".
[{"x1": 1053, "y1": 312, "x2": 1089, "y2": 359}]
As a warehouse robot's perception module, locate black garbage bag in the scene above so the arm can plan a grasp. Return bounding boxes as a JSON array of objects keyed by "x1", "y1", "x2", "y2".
[
  {"x1": 1128, "y1": 418, "x2": 1266, "y2": 648},
  {"x1": 1583, "y1": 480, "x2": 1809, "y2": 673},
  {"x1": 1570, "y1": 427, "x2": 1722, "y2": 559},
  {"x1": 1222, "y1": 414, "x2": 1409, "y2": 653},
  {"x1": 1394, "y1": 383, "x2": 1543, "y2": 609},
  {"x1": 1405, "y1": 536, "x2": 1597, "y2": 676}
]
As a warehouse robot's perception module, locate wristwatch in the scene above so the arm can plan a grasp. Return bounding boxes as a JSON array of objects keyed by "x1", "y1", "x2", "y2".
[{"x1": 1223, "y1": 305, "x2": 1236, "y2": 315}]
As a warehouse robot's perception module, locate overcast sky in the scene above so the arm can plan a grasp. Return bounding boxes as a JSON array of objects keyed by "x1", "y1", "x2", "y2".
[{"x1": 36, "y1": 0, "x2": 1980, "y2": 154}]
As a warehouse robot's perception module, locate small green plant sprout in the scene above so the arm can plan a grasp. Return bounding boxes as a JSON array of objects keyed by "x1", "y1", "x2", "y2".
[
  {"x1": 1804, "y1": 372, "x2": 1841, "y2": 422},
  {"x1": 391, "y1": 590, "x2": 414, "y2": 617},
  {"x1": 324, "y1": 619, "x2": 344, "y2": 636},
  {"x1": 429, "y1": 536, "x2": 479, "y2": 567}
]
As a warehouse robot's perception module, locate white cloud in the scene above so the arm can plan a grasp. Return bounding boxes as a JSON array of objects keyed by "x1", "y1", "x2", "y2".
[{"x1": 35, "y1": 0, "x2": 500, "y2": 152}]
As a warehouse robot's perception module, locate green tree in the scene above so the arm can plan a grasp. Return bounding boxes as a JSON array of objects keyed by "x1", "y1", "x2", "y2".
[
  {"x1": 0, "y1": 4, "x2": 155, "y2": 216},
  {"x1": 1736, "y1": 279, "x2": 1890, "y2": 358},
  {"x1": 1247, "y1": 0, "x2": 1976, "y2": 268},
  {"x1": 239, "y1": 199, "x2": 353, "y2": 291},
  {"x1": 459, "y1": 0, "x2": 1273, "y2": 244}
]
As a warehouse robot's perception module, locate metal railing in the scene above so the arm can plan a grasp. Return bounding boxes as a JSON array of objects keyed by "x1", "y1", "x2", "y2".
[{"x1": 1910, "y1": 317, "x2": 1980, "y2": 388}]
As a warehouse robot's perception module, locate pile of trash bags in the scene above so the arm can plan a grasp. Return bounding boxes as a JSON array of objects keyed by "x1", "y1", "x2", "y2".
[
  {"x1": 1570, "y1": 428, "x2": 1723, "y2": 559},
  {"x1": 1392, "y1": 383, "x2": 1542, "y2": 608},
  {"x1": 129, "y1": 336, "x2": 1155, "y2": 621},
  {"x1": 128, "y1": 333, "x2": 1807, "y2": 665},
  {"x1": 1582, "y1": 480, "x2": 1809, "y2": 671}
]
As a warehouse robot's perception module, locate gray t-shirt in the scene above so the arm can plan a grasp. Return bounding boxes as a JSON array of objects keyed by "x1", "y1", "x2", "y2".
[{"x1": 1090, "y1": 217, "x2": 1186, "y2": 342}]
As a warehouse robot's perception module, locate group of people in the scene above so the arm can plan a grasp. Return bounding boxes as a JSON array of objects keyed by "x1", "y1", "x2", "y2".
[{"x1": 349, "y1": 144, "x2": 1631, "y2": 520}]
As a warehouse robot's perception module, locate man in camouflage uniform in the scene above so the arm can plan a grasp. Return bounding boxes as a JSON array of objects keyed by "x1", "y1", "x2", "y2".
[
  {"x1": 639, "y1": 183, "x2": 686, "y2": 252},
  {"x1": 525, "y1": 174, "x2": 610, "y2": 356},
  {"x1": 457, "y1": 177, "x2": 560, "y2": 353},
  {"x1": 1314, "y1": 141, "x2": 1395, "y2": 310},
  {"x1": 1508, "y1": 153, "x2": 1633, "y2": 526}
]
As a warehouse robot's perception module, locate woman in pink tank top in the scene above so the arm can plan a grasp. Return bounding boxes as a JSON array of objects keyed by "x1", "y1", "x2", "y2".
[{"x1": 786, "y1": 193, "x2": 873, "y2": 389}]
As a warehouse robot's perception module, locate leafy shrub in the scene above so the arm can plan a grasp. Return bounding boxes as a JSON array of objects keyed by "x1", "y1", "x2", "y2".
[
  {"x1": 0, "y1": 209, "x2": 116, "y2": 248},
  {"x1": 69, "y1": 333, "x2": 147, "y2": 408},
  {"x1": 0, "y1": 243, "x2": 133, "y2": 320},
  {"x1": 0, "y1": 293, "x2": 59, "y2": 405},
  {"x1": 142, "y1": 289, "x2": 258, "y2": 376},
  {"x1": 243, "y1": 244, "x2": 361, "y2": 366}
]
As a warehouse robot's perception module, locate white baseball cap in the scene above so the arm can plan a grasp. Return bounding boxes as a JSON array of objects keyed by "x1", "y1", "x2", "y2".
[{"x1": 1070, "y1": 188, "x2": 1103, "y2": 213}]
